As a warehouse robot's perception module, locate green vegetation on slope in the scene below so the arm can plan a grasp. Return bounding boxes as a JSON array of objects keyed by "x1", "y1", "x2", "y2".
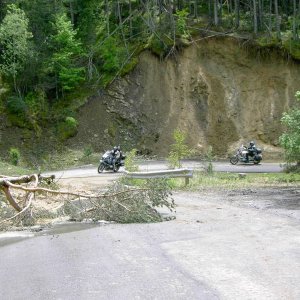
[{"x1": 280, "y1": 91, "x2": 300, "y2": 167}]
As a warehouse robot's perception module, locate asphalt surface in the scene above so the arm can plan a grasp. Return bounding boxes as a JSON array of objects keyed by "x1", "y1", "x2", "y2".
[
  {"x1": 46, "y1": 160, "x2": 284, "y2": 180},
  {"x1": 0, "y1": 189, "x2": 299, "y2": 300},
  {"x1": 1, "y1": 160, "x2": 298, "y2": 300}
]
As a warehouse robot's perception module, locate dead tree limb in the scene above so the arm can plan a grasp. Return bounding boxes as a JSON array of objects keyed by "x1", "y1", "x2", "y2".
[
  {"x1": 3, "y1": 181, "x2": 96, "y2": 199},
  {"x1": 1, "y1": 185, "x2": 22, "y2": 212},
  {"x1": 0, "y1": 192, "x2": 34, "y2": 225}
]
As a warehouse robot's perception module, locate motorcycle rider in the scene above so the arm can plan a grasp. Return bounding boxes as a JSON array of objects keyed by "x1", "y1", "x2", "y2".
[
  {"x1": 111, "y1": 145, "x2": 121, "y2": 167},
  {"x1": 245, "y1": 141, "x2": 256, "y2": 162}
]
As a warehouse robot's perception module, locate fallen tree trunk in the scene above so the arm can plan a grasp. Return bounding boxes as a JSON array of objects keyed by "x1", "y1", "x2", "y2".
[
  {"x1": 0, "y1": 175, "x2": 37, "y2": 186},
  {"x1": 0, "y1": 174, "x2": 55, "y2": 186},
  {"x1": 0, "y1": 174, "x2": 175, "y2": 227},
  {"x1": 0, "y1": 174, "x2": 54, "y2": 220}
]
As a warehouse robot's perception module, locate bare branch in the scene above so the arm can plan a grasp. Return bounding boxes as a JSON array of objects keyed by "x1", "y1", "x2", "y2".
[
  {"x1": 0, "y1": 191, "x2": 34, "y2": 224},
  {"x1": 1, "y1": 185, "x2": 22, "y2": 212}
]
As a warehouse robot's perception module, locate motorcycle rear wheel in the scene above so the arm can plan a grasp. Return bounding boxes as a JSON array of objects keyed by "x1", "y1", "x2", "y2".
[
  {"x1": 230, "y1": 156, "x2": 239, "y2": 165},
  {"x1": 98, "y1": 163, "x2": 105, "y2": 173}
]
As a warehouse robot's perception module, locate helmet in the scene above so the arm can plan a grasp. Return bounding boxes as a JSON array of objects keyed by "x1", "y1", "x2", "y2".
[
  {"x1": 113, "y1": 146, "x2": 117, "y2": 151},
  {"x1": 117, "y1": 145, "x2": 121, "y2": 151},
  {"x1": 249, "y1": 141, "x2": 255, "y2": 146}
]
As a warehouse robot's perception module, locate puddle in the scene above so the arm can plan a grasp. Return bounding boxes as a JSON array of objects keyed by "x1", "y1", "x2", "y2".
[
  {"x1": 37, "y1": 222, "x2": 100, "y2": 236},
  {"x1": 0, "y1": 231, "x2": 34, "y2": 247},
  {"x1": 0, "y1": 221, "x2": 110, "y2": 248}
]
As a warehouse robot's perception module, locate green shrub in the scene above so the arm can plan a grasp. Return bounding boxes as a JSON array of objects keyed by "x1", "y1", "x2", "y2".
[
  {"x1": 283, "y1": 38, "x2": 300, "y2": 60},
  {"x1": 57, "y1": 116, "x2": 78, "y2": 140},
  {"x1": 204, "y1": 146, "x2": 214, "y2": 174},
  {"x1": 279, "y1": 91, "x2": 300, "y2": 167},
  {"x1": 175, "y1": 9, "x2": 190, "y2": 38},
  {"x1": 124, "y1": 148, "x2": 139, "y2": 172},
  {"x1": 24, "y1": 90, "x2": 49, "y2": 135},
  {"x1": 83, "y1": 145, "x2": 93, "y2": 158},
  {"x1": 97, "y1": 36, "x2": 126, "y2": 74},
  {"x1": 9, "y1": 147, "x2": 20, "y2": 166},
  {"x1": 167, "y1": 129, "x2": 191, "y2": 169},
  {"x1": 147, "y1": 34, "x2": 173, "y2": 57},
  {"x1": 5, "y1": 95, "x2": 27, "y2": 127}
]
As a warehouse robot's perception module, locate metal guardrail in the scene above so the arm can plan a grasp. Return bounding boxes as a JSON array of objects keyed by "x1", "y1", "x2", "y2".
[{"x1": 124, "y1": 168, "x2": 193, "y2": 185}]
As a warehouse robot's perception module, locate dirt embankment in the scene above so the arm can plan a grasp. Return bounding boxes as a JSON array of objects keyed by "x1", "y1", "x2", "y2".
[
  {"x1": 1, "y1": 38, "x2": 299, "y2": 159},
  {"x1": 69, "y1": 37, "x2": 299, "y2": 158}
]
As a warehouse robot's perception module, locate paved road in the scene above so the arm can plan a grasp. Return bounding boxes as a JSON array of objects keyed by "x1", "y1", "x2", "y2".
[
  {"x1": 0, "y1": 189, "x2": 299, "y2": 300},
  {"x1": 46, "y1": 160, "x2": 284, "y2": 180},
  {"x1": 1, "y1": 160, "x2": 297, "y2": 300}
]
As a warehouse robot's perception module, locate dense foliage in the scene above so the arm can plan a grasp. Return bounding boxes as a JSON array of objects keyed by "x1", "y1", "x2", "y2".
[
  {"x1": 0, "y1": 0, "x2": 300, "y2": 135},
  {"x1": 280, "y1": 91, "x2": 300, "y2": 166}
]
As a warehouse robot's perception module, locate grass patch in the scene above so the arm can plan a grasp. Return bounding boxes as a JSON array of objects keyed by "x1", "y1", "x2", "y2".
[
  {"x1": 29, "y1": 149, "x2": 101, "y2": 172},
  {"x1": 0, "y1": 160, "x2": 35, "y2": 176},
  {"x1": 181, "y1": 172, "x2": 300, "y2": 190},
  {"x1": 122, "y1": 171, "x2": 300, "y2": 191},
  {"x1": 0, "y1": 148, "x2": 101, "y2": 175}
]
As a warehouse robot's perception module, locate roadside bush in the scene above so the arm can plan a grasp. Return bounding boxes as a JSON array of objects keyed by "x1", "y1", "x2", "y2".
[
  {"x1": 124, "y1": 148, "x2": 139, "y2": 172},
  {"x1": 83, "y1": 145, "x2": 93, "y2": 158},
  {"x1": 203, "y1": 146, "x2": 214, "y2": 174},
  {"x1": 167, "y1": 129, "x2": 191, "y2": 169},
  {"x1": 9, "y1": 147, "x2": 20, "y2": 166},
  {"x1": 279, "y1": 91, "x2": 300, "y2": 169},
  {"x1": 81, "y1": 145, "x2": 93, "y2": 163}
]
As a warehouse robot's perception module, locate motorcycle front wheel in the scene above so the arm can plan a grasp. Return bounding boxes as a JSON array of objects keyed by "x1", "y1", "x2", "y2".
[
  {"x1": 113, "y1": 165, "x2": 120, "y2": 172},
  {"x1": 98, "y1": 163, "x2": 105, "y2": 173},
  {"x1": 230, "y1": 156, "x2": 239, "y2": 165}
]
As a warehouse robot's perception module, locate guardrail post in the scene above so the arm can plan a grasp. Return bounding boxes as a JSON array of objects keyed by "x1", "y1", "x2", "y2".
[{"x1": 185, "y1": 177, "x2": 189, "y2": 186}]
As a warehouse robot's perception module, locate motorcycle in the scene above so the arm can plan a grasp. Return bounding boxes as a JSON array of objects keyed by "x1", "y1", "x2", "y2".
[
  {"x1": 98, "y1": 151, "x2": 126, "y2": 173},
  {"x1": 230, "y1": 145, "x2": 262, "y2": 165}
]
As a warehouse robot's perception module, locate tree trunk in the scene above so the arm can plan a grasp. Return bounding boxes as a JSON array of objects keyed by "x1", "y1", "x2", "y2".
[
  {"x1": 214, "y1": 0, "x2": 219, "y2": 26},
  {"x1": 117, "y1": 0, "x2": 129, "y2": 54},
  {"x1": 105, "y1": 0, "x2": 110, "y2": 35},
  {"x1": 234, "y1": 0, "x2": 240, "y2": 28},
  {"x1": 208, "y1": 0, "x2": 213, "y2": 24},
  {"x1": 69, "y1": 0, "x2": 74, "y2": 25},
  {"x1": 274, "y1": 0, "x2": 281, "y2": 40},
  {"x1": 219, "y1": 0, "x2": 223, "y2": 25},
  {"x1": 228, "y1": 0, "x2": 233, "y2": 14},
  {"x1": 269, "y1": 0, "x2": 273, "y2": 33},
  {"x1": 187, "y1": 0, "x2": 193, "y2": 15},
  {"x1": 129, "y1": 0, "x2": 133, "y2": 39},
  {"x1": 194, "y1": 0, "x2": 198, "y2": 18},
  {"x1": 253, "y1": 0, "x2": 258, "y2": 34},
  {"x1": 258, "y1": 0, "x2": 263, "y2": 31},
  {"x1": 293, "y1": 0, "x2": 297, "y2": 40}
]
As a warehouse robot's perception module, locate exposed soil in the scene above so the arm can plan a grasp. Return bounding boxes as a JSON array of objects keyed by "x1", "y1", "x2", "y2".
[
  {"x1": 1, "y1": 37, "x2": 297, "y2": 161},
  {"x1": 69, "y1": 37, "x2": 299, "y2": 158}
]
